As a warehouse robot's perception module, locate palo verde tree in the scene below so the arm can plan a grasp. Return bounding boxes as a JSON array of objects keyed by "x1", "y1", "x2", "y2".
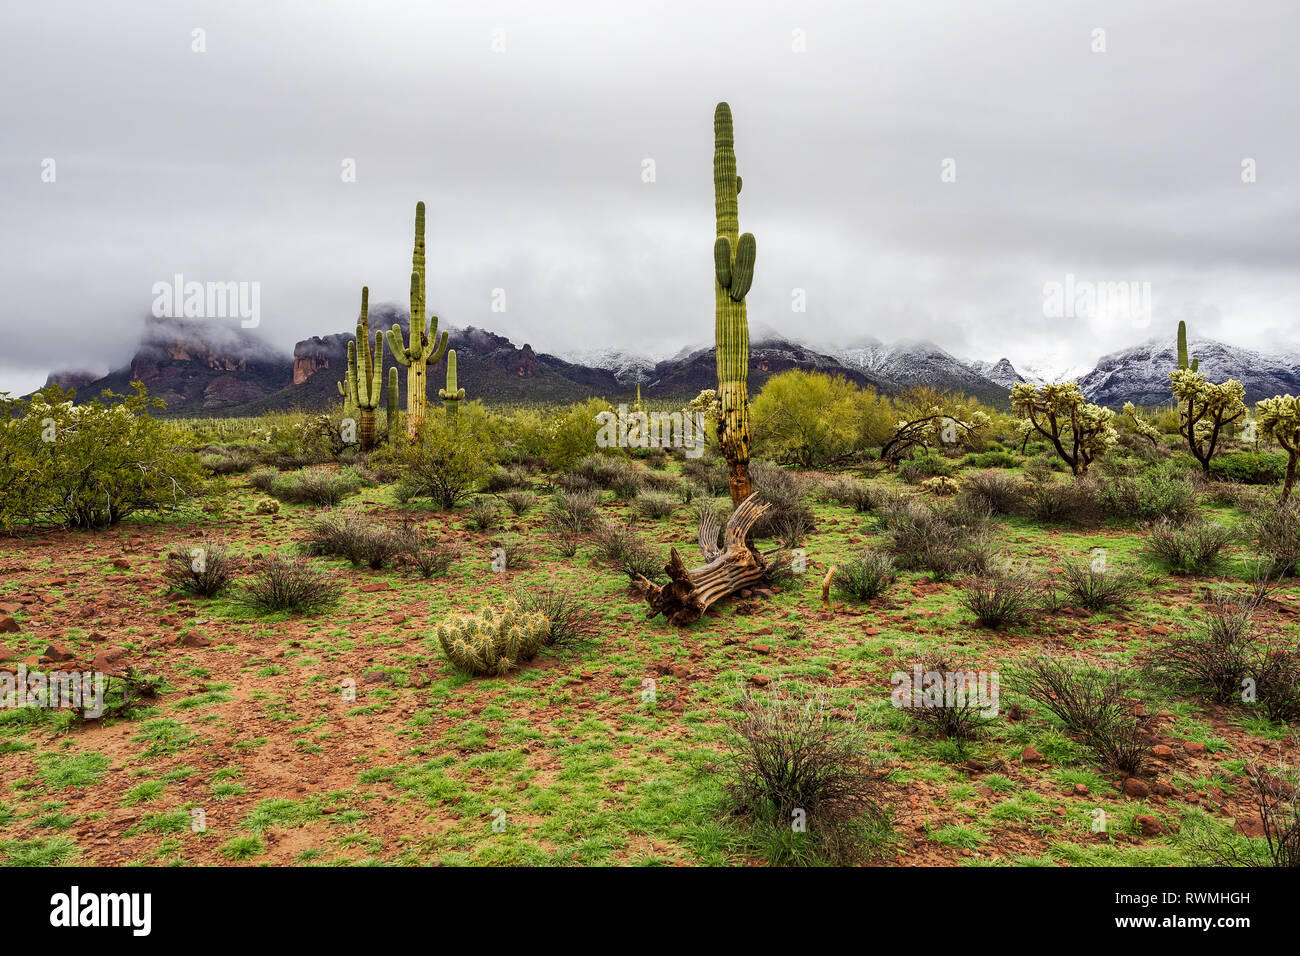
[
  {"x1": 1255, "y1": 394, "x2": 1300, "y2": 502},
  {"x1": 712, "y1": 102, "x2": 757, "y2": 505},
  {"x1": 386, "y1": 201, "x2": 450, "y2": 440},
  {"x1": 1010, "y1": 382, "x2": 1117, "y2": 476},
  {"x1": 1168, "y1": 368, "x2": 1246, "y2": 476},
  {"x1": 879, "y1": 386, "x2": 990, "y2": 462}
]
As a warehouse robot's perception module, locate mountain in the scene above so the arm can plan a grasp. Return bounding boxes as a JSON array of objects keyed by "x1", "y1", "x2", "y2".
[
  {"x1": 1078, "y1": 338, "x2": 1300, "y2": 406},
  {"x1": 968, "y1": 358, "x2": 1023, "y2": 390},
  {"x1": 1016, "y1": 362, "x2": 1096, "y2": 386},
  {"x1": 559, "y1": 347, "x2": 658, "y2": 387},
  {"x1": 834, "y1": 340, "x2": 1011, "y2": 405}
]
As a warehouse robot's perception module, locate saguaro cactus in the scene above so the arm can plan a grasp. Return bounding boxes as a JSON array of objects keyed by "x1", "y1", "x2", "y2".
[
  {"x1": 438, "y1": 348, "x2": 465, "y2": 419},
  {"x1": 386, "y1": 201, "x2": 450, "y2": 440},
  {"x1": 1177, "y1": 320, "x2": 1199, "y2": 373},
  {"x1": 337, "y1": 379, "x2": 357, "y2": 419},
  {"x1": 386, "y1": 366, "x2": 399, "y2": 437},
  {"x1": 342, "y1": 286, "x2": 384, "y2": 451},
  {"x1": 713, "y1": 102, "x2": 757, "y2": 505}
]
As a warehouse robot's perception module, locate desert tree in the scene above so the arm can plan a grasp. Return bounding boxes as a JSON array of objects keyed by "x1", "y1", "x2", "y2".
[
  {"x1": 1256, "y1": 393, "x2": 1300, "y2": 503},
  {"x1": 1168, "y1": 369, "x2": 1246, "y2": 477},
  {"x1": 880, "y1": 386, "x2": 991, "y2": 463},
  {"x1": 1010, "y1": 382, "x2": 1116, "y2": 476}
]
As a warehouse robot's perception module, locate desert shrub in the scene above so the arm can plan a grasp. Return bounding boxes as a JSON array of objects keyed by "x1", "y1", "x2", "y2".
[
  {"x1": 406, "y1": 538, "x2": 457, "y2": 579},
  {"x1": 1141, "y1": 517, "x2": 1232, "y2": 575},
  {"x1": 642, "y1": 470, "x2": 683, "y2": 495},
  {"x1": 1095, "y1": 466, "x2": 1198, "y2": 523},
  {"x1": 1059, "y1": 560, "x2": 1138, "y2": 613},
  {"x1": 435, "y1": 601, "x2": 549, "y2": 676},
  {"x1": 466, "y1": 497, "x2": 500, "y2": 531},
  {"x1": 636, "y1": 491, "x2": 677, "y2": 520},
  {"x1": 538, "y1": 398, "x2": 617, "y2": 471},
  {"x1": 1023, "y1": 478, "x2": 1101, "y2": 525},
  {"x1": 1243, "y1": 498, "x2": 1300, "y2": 577},
  {"x1": 1012, "y1": 657, "x2": 1149, "y2": 774},
  {"x1": 962, "y1": 572, "x2": 1038, "y2": 628},
  {"x1": 374, "y1": 412, "x2": 492, "y2": 510},
  {"x1": 0, "y1": 384, "x2": 205, "y2": 530},
  {"x1": 822, "y1": 475, "x2": 876, "y2": 512},
  {"x1": 962, "y1": 450, "x2": 1017, "y2": 469},
  {"x1": 162, "y1": 540, "x2": 241, "y2": 598},
  {"x1": 554, "y1": 470, "x2": 596, "y2": 494},
  {"x1": 719, "y1": 685, "x2": 887, "y2": 864},
  {"x1": 490, "y1": 537, "x2": 536, "y2": 572},
  {"x1": 881, "y1": 498, "x2": 991, "y2": 582},
  {"x1": 898, "y1": 451, "x2": 955, "y2": 484},
  {"x1": 550, "y1": 489, "x2": 601, "y2": 533},
  {"x1": 248, "y1": 468, "x2": 279, "y2": 492},
  {"x1": 903, "y1": 655, "x2": 997, "y2": 741},
  {"x1": 591, "y1": 521, "x2": 663, "y2": 580},
  {"x1": 1210, "y1": 451, "x2": 1288, "y2": 485},
  {"x1": 240, "y1": 554, "x2": 338, "y2": 614},
  {"x1": 1254, "y1": 647, "x2": 1300, "y2": 723},
  {"x1": 962, "y1": 472, "x2": 1025, "y2": 516},
  {"x1": 1183, "y1": 762, "x2": 1300, "y2": 867},
  {"x1": 1149, "y1": 590, "x2": 1256, "y2": 703},
  {"x1": 680, "y1": 456, "x2": 730, "y2": 497},
  {"x1": 832, "y1": 551, "x2": 896, "y2": 601},
  {"x1": 750, "y1": 460, "x2": 816, "y2": 541},
  {"x1": 750, "y1": 369, "x2": 887, "y2": 466},
  {"x1": 515, "y1": 588, "x2": 593, "y2": 647},
  {"x1": 201, "y1": 451, "x2": 254, "y2": 475},
  {"x1": 299, "y1": 511, "x2": 406, "y2": 569},
  {"x1": 920, "y1": 475, "x2": 961, "y2": 496},
  {"x1": 501, "y1": 490, "x2": 537, "y2": 516},
  {"x1": 268, "y1": 467, "x2": 362, "y2": 507},
  {"x1": 483, "y1": 465, "x2": 530, "y2": 493}
]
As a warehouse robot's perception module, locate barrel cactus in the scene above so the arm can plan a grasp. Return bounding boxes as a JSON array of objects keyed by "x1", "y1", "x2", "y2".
[
  {"x1": 436, "y1": 601, "x2": 548, "y2": 676},
  {"x1": 713, "y1": 102, "x2": 756, "y2": 505}
]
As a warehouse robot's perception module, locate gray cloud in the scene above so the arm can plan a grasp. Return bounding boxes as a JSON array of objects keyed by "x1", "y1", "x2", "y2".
[{"x1": 3, "y1": 0, "x2": 1299, "y2": 394}]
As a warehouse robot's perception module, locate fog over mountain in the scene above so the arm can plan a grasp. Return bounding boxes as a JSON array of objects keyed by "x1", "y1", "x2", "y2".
[{"x1": 3, "y1": 1, "x2": 1300, "y2": 396}]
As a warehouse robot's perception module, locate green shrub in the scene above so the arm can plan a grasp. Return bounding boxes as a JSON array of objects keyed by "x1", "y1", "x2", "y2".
[
  {"x1": 372, "y1": 410, "x2": 493, "y2": 510},
  {"x1": 1094, "y1": 466, "x2": 1198, "y2": 523},
  {"x1": 268, "y1": 467, "x2": 363, "y2": 507},
  {"x1": 832, "y1": 551, "x2": 897, "y2": 601},
  {"x1": 0, "y1": 384, "x2": 204, "y2": 530},
  {"x1": 962, "y1": 450, "x2": 1017, "y2": 469},
  {"x1": 1141, "y1": 517, "x2": 1232, "y2": 575},
  {"x1": 1209, "y1": 451, "x2": 1288, "y2": 485},
  {"x1": 162, "y1": 540, "x2": 241, "y2": 598},
  {"x1": 239, "y1": 554, "x2": 338, "y2": 614}
]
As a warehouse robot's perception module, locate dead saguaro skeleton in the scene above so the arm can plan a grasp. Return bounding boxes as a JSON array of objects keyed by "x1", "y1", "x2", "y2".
[{"x1": 635, "y1": 493, "x2": 784, "y2": 626}]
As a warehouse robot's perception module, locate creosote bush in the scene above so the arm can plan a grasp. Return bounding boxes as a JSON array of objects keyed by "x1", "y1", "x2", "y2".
[
  {"x1": 635, "y1": 491, "x2": 677, "y2": 520},
  {"x1": 1141, "y1": 517, "x2": 1231, "y2": 575},
  {"x1": 162, "y1": 540, "x2": 240, "y2": 598},
  {"x1": 268, "y1": 467, "x2": 363, "y2": 507},
  {"x1": 240, "y1": 554, "x2": 338, "y2": 614},
  {"x1": 719, "y1": 685, "x2": 887, "y2": 865},
  {"x1": 962, "y1": 571, "x2": 1038, "y2": 628},
  {"x1": 832, "y1": 551, "x2": 897, "y2": 601},
  {"x1": 516, "y1": 587, "x2": 593, "y2": 647},
  {"x1": 1059, "y1": 560, "x2": 1138, "y2": 613},
  {"x1": 1012, "y1": 657, "x2": 1149, "y2": 774}
]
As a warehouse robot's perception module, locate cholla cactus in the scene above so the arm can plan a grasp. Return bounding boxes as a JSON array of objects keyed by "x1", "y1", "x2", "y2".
[
  {"x1": 921, "y1": 475, "x2": 962, "y2": 496},
  {"x1": 1121, "y1": 402, "x2": 1162, "y2": 446},
  {"x1": 1169, "y1": 368, "x2": 1246, "y2": 476},
  {"x1": 435, "y1": 601, "x2": 549, "y2": 676},
  {"x1": 1010, "y1": 382, "x2": 1116, "y2": 476},
  {"x1": 1257, "y1": 394, "x2": 1300, "y2": 502}
]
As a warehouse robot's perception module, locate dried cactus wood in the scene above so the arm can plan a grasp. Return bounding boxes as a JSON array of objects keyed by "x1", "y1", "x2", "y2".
[{"x1": 636, "y1": 494, "x2": 772, "y2": 626}]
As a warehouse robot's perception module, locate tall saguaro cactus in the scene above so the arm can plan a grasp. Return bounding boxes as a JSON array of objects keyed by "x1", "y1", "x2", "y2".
[
  {"x1": 343, "y1": 287, "x2": 384, "y2": 451},
  {"x1": 1177, "y1": 320, "x2": 1199, "y2": 373},
  {"x1": 386, "y1": 201, "x2": 450, "y2": 440},
  {"x1": 438, "y1": 348, "x2": 465, "y2": 419},
  {"x1": 713, "y1": 102, "x2": 757, "y2": 505},
  {"x1": 386, "y1": 366, "x2": 399, "y2": 436}
]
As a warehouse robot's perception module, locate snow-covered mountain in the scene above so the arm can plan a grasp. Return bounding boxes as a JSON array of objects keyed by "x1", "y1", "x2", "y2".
[
  {"x1": 1079, "y1": 337, "x2": 1300, "y2": 406},
  {"x1": 558, "y1": 346, "x2": 659, "y2": 386},
  {"x1": 834, "y1": 340, "x2": 1011, "y2": 404},
  {"x1": 968, "y1": 358, "x2": 1023, "y2": 389}
]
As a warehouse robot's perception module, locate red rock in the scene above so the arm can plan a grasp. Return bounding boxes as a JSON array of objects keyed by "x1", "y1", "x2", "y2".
[
  {"x1": 0, "y1": 616, "x2": 20, "y2": 634},
  {"x1": 93, "y1": 647, "x2": 128, "y2": 671},
  {"x1": 1152, "y1": 744, "x2": 1174, "y2": 758},
  {"x1": 1186, "y1": 741, "x2": 1206, "y2": 755},
  {"x1": 0, "y1": 603, "x2": 21, "y2": 615},
  {"x1": 0, "y1": 645, "x2": 14, "y2": 663},
  {"x1": 751, "y1": 644, "x2": 772, "y2": 655},
  {"x1": 390, "y1": 613, "x2": 407, "y2": 625},
  {"x1": 359, "y1": 582, "x2": 391, "y2": 593},
  {"x1": 180, "y1": 631, "x2": 211, "y2": 648},
  {"x1": 1123, "y1": 777, "x2": 1150, "y2": 799},
  {"x1": 1072, "y1": 783, "x2": 1089, "y2": 796},
  {"x1": 43, "y1": 644, "x2": 75, "y2": 663},
  {"x1": 1135, "y1": 815, "x2": 1163, "y2": 837},
  {"x1": 748, "y1": 674, "x2": 771, "y2": 687},
  {"x1": 1021, "y1": 746, "x2": 1043, "y2": 763}
]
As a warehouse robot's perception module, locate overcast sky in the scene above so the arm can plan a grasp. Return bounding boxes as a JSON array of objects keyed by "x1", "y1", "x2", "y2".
[{"x1": 3, "y1": 0, "x2": 1299, "y2": 394}]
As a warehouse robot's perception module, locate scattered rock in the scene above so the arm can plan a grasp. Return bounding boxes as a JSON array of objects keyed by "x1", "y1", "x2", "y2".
[
  {"x1": 1135, "y1": 815, "x2": 1163, "y2": 837},
  {"x1": 1186, "y1": 741, "x2": 1206, "y2": 755},
  {"x1": 0, "y1": 616, "x2": 20, "y2": 634},
  {"x1": 1021, "y1": 746, "x2": 1043, "y2": 763},
  {"x1": 1072, "y1": 783, "x2": 1089, "y2": 796},
  {"x1": 359, "y1": 581, "x2": 392, "y2": 593},
  {"x1": 43, "y1": 644, "x2": 75, "y2": 663},
  {"x1": 1123, "y1": 777, "x2": 1150, "y2": 799},
  {"x1": 748, "y1": 674, "x2": 771, "y2": 687},
  {"x1": 1151, "y1": 744, "x2": 1174, "y2": 758},
  {"x1": 180, "y1": 630, "x2": 211, "y2": 648}
]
